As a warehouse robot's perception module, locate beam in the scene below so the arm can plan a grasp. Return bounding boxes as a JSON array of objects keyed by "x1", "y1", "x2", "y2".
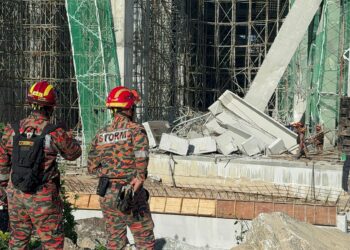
[{"x1": 244, "y1": 0, "x2": 323, "y2": 111}]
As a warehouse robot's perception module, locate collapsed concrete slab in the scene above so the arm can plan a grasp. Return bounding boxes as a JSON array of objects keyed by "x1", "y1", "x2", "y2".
[
  {"x1": 215, "y1": 110, "x2": 274, "y2": 151},
  {"x1": 215, "y1": 130, "x2": 238, "y2": 155},
  {"x1": 267, "y1": 138, "x2": 287, "y2": 155},
  {"x1": 244, "y1": 0, "x2": 323, "y2": 112},
  {"x1": 241, "y1": 136, "x2": 262, "y2": 156},
  {"x1": 143, "y1": 121, "x2": 171, "y2": 148},
  {"x1": 204, "y1": 119, "x2": 227, "y2": 135},
  {"x1": 159, "y1": 133, "x2": 189, "y2": 156},
  {"x1": 208, "y1": 100, "x2": 223, "y2": 116},
  {"x1": 219, "y1": 91, "x2": 297, "y2": 151},
  {"x1": 188, "y1": 137, "x2": 217, "y2": 155}
]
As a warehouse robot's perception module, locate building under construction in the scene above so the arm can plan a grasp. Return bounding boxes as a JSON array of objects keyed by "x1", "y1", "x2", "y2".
[
  {"x1": 1, "y1": 0, "x2": 349, "y2": 141},
  {"x1": 1, "y1": 0, "x2": 350, "y2": 248}
]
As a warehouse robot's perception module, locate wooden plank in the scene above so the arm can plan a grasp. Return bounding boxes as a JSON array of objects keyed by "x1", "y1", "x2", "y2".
[
  {"x1": 305, "y1": 205, "x2": 316, "y2": 224},
  {"x1": 198, "y1": 199, "x2": 216, "y2": 216},
  {"x1": 74, "y1": 194, "x2": 90, "y2": 209},
  {"x1": 294, "y1": 204, "x2": 306, "y2": 222},
  {"x1": 88, "y1": 195, "x2": 101, "y2": 209},
  {"x1": 181, "y1": 199, "x2": 200, "y2": 215},
  {"x1": 235, "y1": 201, "x2": 255, "y2": 219},
  {"x1": 217, "y1": 200, "x2": 236, "y2": 218},
  {"x1": 254, "y1": 202, "x2": 274, "y2": 217},
  {"x1": 164, "y1": 197, "x2": 182, "y2": 214},
  {"x1": 150, "y1": 197, "x2": 166, "y2": 213},
  {"x1": 274, "y1": 203, "x2": 294, "y2": 217}
]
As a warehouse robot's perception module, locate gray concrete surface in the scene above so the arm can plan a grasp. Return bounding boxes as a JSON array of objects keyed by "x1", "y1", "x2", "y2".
[
  {"x1": 148, "y1": 153, "x2": 343, "y2": 189},
  {"x1": 72, "y1": 210, "x2": 249, "y2": 249}
]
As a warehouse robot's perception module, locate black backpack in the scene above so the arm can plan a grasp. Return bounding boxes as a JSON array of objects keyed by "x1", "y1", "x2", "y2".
[{"x1": 11, "y1": 122, "x2": 58, "y2": 193}]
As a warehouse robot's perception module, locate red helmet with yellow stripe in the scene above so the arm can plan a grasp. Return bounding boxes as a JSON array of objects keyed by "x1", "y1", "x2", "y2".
[
  {"x1": 27, "y1": 81, "x2": 56, "y2": 106},
  {"x1": 106, "y1": 86, "x2": 140, "y2": 109}
]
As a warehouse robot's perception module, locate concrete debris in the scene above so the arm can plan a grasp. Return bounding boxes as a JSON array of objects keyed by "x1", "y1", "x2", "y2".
[
  {"x1": 159, "y1": 133, "x2": 189, "y2": 156},
  {"x1": 154, "y1": 90, "x2": 297, "y2": 157},
  {"x1": 241, "y1": 137, "x2": 262, "y2": 156},
  {"x1": 65, "y1": 217, "x2": 214, "y2": 250},
  {"x1": 143, "y1": 121, "x2": 171, "y2": 148},
  {"x1": 219, "y1": 91, "x2": 297, "y2": 151},
  {"x1": 244, "y1": 0, "x2": 323, "y2": 113},
  {"x1": 75, "y1": 217, "x2": 106, "y2": 248},
  {"x1": 208, "y1": 100, "x2": 224, "y2": 116},
  {"x1": 234, "y1": 212, "x2": 350, "y2": 250},
  {"x1": 267, "y1": 138, "x2": 286, "y2": 155},
  {"x1": 187, "y1": 130, "x2": 204, "y2": 139},
  {"x1": 215, "y1": 130, "x2": 239, "y2": 155},
  {"x1": 204, "y1": 119, "x2": 227, "y2": 135},
  {"x1": 188, "y1": 137, "x2": 217, "y2": 155}
]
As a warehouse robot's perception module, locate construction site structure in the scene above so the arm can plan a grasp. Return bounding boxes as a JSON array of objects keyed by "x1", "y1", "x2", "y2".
[
  {"x1": 0, "y1": 0, "x2": 78, "y2": 129},
  {"x1": 1, "y1": 0, "x2": 349, "y2": 151}
]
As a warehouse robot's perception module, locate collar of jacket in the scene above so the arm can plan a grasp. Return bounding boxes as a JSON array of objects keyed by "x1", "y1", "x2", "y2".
[
  {"x1": 113, "y1": 113, "x2": 131, "y2": 123},
  {"x1": 30, "y1": 111, "x2": 50, "y2": 121}
]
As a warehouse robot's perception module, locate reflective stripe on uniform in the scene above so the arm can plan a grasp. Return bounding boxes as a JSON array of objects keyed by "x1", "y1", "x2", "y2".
[
  {"x1": 134, "y1": 150, "x2": 149, "y2": 158},
  {"x1": 0, "y1": 174, "x2": 9, "y2": 181}
]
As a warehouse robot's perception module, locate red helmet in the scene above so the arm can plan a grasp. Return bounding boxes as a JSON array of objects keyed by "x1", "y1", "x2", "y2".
[
  {"x1": 27, "y1": 81, "x2": 56, "y2": 106},
  {"x1": 106, "y1": 86, "x2": 140, "y2": 109}
]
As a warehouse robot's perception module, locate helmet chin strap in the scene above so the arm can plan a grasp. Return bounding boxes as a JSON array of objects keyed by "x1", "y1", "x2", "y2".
[
  {"x1": 31, "y1": 104, "x2": 54, "y2": 117},
  {"x1": 111, "y1": 107, "x2": 134, "y2": 120}
]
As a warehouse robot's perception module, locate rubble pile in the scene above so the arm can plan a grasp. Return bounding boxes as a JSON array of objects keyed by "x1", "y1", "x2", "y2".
[
  {"x1": 63, "y1": 218, "x2": 209, "y2": 250},
  {"x1": 234, "y1": 212, "x2": 350, "y2": 250},
  {"x1": 144, "y1": 91, "x2": 297, "y2": 157}
]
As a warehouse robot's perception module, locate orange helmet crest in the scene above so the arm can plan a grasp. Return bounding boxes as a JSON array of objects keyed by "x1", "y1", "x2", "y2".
[{"x1": 106, "y1": 86, "x2": 140, "y2": 109}]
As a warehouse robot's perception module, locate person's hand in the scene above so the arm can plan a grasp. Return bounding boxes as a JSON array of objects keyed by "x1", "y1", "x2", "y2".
[
  {"x1": 130, "y1": 177, "x2": 143, "y2": 192},
  {"x1": 66, "y1": 129, "x2": 73, "y2": 138}
]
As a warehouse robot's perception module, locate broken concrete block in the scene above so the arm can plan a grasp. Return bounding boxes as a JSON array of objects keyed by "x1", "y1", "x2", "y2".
[
  {"x1": 143, "y1": 121, "x2": 171, "y2": 148},
  {"x1": 267, "y1": 138, "x2": 286, "y2": 155},
  {"x1": 208, "y1": 101, "x2": 224, "y2": 116},
  {"x1": 159, "y1": 133, "x2": 189, "y2": 156},
  {"x1": 215, "y1": 131, "x2": 238, "y2": 155},
  {"x1": 202, "y1": 128, "x2": 211, "y2": 136},
  {"x1": 218, "y1": 91, "x2": 297, "y2": 150},
  {"x1": 187, "y1": 131, "x2": 203, "y2": 139},
  {"x1": 216, "y1": 110, "x2": 274, "y2": 150},
  {"x1": 204, "y1": 119, "x2": 227, "y2": 135},
  {"x1": 241, "y1": 136, "x2": 262, "y2": 156},
  {"x1": 188, "y1": 137, "x2": 217, "y2": 155}
]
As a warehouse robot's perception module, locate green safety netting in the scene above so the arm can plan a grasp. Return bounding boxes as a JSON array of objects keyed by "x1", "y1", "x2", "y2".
[
  {"x1": 278, "y1": 0, "x2": 350, "y2": 143},
  {"x1": 65, "y1": 0, "x2": 121, "y2": 148}
]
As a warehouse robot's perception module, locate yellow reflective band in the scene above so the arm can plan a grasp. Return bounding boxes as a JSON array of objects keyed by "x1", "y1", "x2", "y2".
[
  {"x1": 114, "y1": 88, "x2": 126, "y2": 99},
  {"x1": 43, "y1": 84, "x2": 53, "y2": 96},
  {"x1": 18, "y1": 141, "x2": 34, "y2": 146},
  {"x1": 29, "y1": 83, "x2": 37, "y2": 94},
  {"x1": 31, "y1": 91, "x2": 44, "y2": 97},
  {"x1": 107, "y1": 102, "x2": 128, "y2": 108}
]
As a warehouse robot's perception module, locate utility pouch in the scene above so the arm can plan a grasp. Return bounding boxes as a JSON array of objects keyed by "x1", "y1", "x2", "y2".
[
  {"x1": 96, "y1": 177, "x2": 109, "y2": 197},
  {"x1": 116, "y1": 184, "x2": 134, "y2": 212}
]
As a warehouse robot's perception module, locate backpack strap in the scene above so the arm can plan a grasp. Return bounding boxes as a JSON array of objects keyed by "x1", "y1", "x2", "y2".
[
  {"x1": 41, "y1": 124, "x2": 59, "y2": 136},
  {"x1": 11, "y1": 122, "x2": 20, "y2": 136}
]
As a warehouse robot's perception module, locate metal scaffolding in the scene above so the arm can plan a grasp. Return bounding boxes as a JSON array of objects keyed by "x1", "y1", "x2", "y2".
[
  {"x1": 133, "y1": 0, "x2": 289, "y2": 122},
  {"x1": 0, "y1": 0, "x2": 78, "y2": 129}
]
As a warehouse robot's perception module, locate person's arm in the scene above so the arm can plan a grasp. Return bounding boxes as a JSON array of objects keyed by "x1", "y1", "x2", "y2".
[
  {"x1": 87, "y1": 133, "x2": 102, "y2": 175},
  {"x1": 51, "y1": 127, "x2": 82, "y2": 161},
  {"x1": 130, "y1": 126, "x2": 149, "y2": 191},
  {"x1": 0, "y1": 124, "x2": 13, "y2": 186}
]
